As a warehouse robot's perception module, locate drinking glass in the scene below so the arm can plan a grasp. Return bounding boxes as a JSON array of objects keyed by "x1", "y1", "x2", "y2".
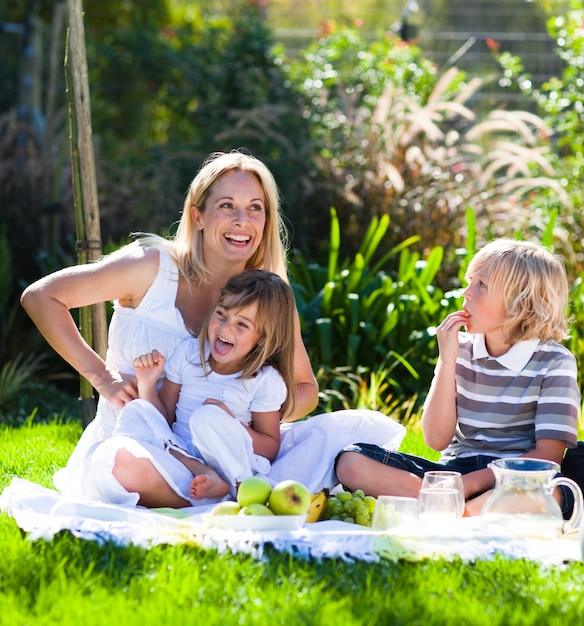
[
  {"x1": 421, "y1": 470, "x2": 465, "y2": 517},
  {"x1": 417, "y1": 487, "x2": 461, "y2": 526},
  {"x1": 371, "y1": 496, "x2": 418, "y2": 530}
]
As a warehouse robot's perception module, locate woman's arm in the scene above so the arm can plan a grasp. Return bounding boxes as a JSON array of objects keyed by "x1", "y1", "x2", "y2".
[
  {"x1": 274, "y1": 260, "x2": 318, "y2": 423},
  {"x1": 245, "y1": 410, "x2": 281, "y2": 461},
  {"x1": 20, "y1": 245, "x2": 160, "y2": 408},
  {"x1": 281, "y1": 310, "x2": 319, "y2": 422}
]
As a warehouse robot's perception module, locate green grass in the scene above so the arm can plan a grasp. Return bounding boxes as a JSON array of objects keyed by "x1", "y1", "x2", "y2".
[{"x1": 2, "y1": 419, "x2": 584, "y2": 625}]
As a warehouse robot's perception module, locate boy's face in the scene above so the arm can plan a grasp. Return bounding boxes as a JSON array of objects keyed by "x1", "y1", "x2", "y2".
[{"x1": 462, "y1": 272, "x2": 507, "y2": 337}]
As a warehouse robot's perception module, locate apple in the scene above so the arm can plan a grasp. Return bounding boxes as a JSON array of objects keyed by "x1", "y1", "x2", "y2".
[
  {"x1": 238, "y1": 503, "x2": 274, "y2": 516},
  {"x1": 236, "y1": 476, "x2": 272, "y2": 507},
  {"x1": 268, "y1": 480, "x2": 311, "y2": 516},
  {"x1": 210, "y1": 501, "x2": 241, "y2": 516}
]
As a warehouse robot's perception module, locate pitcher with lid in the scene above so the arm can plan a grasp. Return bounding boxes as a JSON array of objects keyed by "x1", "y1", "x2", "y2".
[{"x1": 480, "y1": 458, "x2": 583, "y2": 538}]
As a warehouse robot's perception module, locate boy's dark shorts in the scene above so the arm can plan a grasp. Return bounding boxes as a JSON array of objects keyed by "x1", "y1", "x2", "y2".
[{"x1": 336, "y1": 442, "x2": 576, "y2": 520}]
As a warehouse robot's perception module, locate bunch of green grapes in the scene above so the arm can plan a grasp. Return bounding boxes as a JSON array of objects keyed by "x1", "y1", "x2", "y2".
[{"x1": 325, "y1": 489, "x2": 377, "y2": 526}]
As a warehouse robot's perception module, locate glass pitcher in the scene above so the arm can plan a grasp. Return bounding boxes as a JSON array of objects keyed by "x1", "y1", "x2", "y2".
[{"x1": 480, "y1": 458, "x2": 583, "y2": 539}]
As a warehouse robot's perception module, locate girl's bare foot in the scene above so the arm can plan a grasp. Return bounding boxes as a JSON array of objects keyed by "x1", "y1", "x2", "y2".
[
  {"x1": 190, "y1": 472, "x2": 230, "y2": 499},
  {"x1": 167, "y1": 447, "x2": 230, "y2": 499}
]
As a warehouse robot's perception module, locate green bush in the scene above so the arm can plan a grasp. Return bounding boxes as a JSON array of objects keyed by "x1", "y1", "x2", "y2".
[
  {"x1": 495, "y1": 2, "x2": 584, "y2": 277},
  {"x1": 291, "y1": 208, "x2": 463, "y2": 412},
  {"x1": 294, "y1": 208, "x2": 584, "y2": 416},
  {"x1": 284, "y1": 24, "x2": 568, "y2": 267},
  {"x1": 84, "y1": 2, "x2": 312, "y2": 243}
]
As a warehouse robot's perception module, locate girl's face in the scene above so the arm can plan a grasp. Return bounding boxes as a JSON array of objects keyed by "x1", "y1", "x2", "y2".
[
  {"x1": 462, "y1": 271, "x2": 507, "y2": 340},
  {"x1": 207, "y1": 296, "x2": 262, "y2": 374},
  {"x1": 192, "y1": 170, "x2": 267, "y2": 270}
]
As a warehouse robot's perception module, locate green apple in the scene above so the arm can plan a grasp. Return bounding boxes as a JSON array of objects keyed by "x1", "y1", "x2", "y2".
[
  {"x1": 236, "y1": 476, "x2": 272, "y2": 507},
  {"x1": 238, "y1": 503, "x2": 274, "y2": 516},
  {"x1": 268, "y1": 480, "x2": 311, "y2": 515},
  {"x1": 210, "y1": 501, "x2": 241, "y2": 516}
]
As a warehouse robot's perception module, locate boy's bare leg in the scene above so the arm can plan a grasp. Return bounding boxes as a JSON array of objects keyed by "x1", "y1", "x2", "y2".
[
  {"x1": 335, "y1": 451, "x2": 423, "y2": 497},
  {"x1": 112, "y1": 449, "x2": 191, "y2": 508},
  {"x1": 168, "y1": 449, "x2": 230, "y2": 499}
]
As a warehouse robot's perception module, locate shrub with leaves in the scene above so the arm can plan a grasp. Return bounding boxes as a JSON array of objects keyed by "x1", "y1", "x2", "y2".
[
  {"x1": 495, "y1": 2, "x2": 584, "y2": 277},
  {"x1": 0, "y1": 231, "x2": 47, "y2": 418},
  {"x1": 285, "y1": 25, "x2": 568, "y2": 265},
  {"x1": 291, "y1": 208, "x2": 463, "y2": 412},
  {"x1": 85, "y1": 2, "x2": 312, "y2": 232},
  {"x1": 293, "y1": 207, "x2": 584, "y2": 416}
]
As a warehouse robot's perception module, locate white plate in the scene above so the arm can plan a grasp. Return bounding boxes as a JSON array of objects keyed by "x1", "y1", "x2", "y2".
[{"x1": 203, "y1": 513, "x2": 306, "y2": 531}]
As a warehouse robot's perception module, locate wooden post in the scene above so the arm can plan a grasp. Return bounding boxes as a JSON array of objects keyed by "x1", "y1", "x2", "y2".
[
  {"x1": 42, "y1": 0, "x2": 66, "y2": 252},
  {"x1": 65, "y1": 0, "x2": 107, "y2": 427}
]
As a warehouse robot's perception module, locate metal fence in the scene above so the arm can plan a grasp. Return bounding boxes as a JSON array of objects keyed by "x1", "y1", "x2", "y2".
[{"x1": 274, "y1": 0, "x2": 565, "y2": 108}]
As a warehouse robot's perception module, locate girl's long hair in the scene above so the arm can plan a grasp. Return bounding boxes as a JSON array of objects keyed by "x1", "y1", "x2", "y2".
[{"x1": 198, "y1": 269, "x2": 297, "y2": 418}]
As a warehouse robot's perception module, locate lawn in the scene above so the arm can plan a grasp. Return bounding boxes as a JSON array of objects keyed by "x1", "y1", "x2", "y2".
[{"x1": 1, "y1": 420, "x2": 584, "y2": 625}]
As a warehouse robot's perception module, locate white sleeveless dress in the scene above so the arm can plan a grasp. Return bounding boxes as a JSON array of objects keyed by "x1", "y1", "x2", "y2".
[{"x1": 53, "y1": 248, "x2": 193, "y2": 499}]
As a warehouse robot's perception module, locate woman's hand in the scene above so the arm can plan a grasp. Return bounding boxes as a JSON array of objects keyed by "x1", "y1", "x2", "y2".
[{"x1": 93, "y1": 368, "x2": 138, "y2": 409}]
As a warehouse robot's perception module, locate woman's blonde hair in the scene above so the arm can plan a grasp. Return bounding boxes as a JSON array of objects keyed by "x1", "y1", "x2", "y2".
[
  {"x1": 466, "y1": 238, "x2": 570, "y2": 344},
  {"x1": 198, "y1": 269, "x2": 297, "y2": 419},
  {"x1": 170, "y1": 151, "x2": 287, "y2": 283}
]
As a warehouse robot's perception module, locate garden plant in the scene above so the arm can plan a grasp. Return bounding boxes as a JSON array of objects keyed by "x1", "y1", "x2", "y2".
[{"x1": 1, "y1": 2, "x2": 584, "y2": 623}]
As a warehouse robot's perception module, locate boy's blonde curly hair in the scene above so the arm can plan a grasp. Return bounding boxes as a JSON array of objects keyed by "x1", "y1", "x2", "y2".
[{"x1": 465, "y1": 238, "x2": 570, "y2": 345}]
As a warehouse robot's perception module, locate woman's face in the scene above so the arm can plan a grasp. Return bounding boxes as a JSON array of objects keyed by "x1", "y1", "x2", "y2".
[{"x1": 192, "y1": 170, "x2": 267, "y2": 269}]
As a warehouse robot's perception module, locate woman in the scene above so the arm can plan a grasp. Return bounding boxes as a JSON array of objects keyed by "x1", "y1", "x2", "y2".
[{"x1": 21, "y1": 151, "x2": 319, "y2": 499}]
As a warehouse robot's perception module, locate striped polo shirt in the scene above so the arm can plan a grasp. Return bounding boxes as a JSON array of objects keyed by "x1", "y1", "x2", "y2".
[{"x1": 440, "y1": 333, "x2": 580, "y2": 460}]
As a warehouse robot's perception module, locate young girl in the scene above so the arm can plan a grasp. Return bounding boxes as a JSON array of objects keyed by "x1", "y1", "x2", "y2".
[
  {"x1": 83, "y1": 270, "x2": 297, "y2": 507},
  {"x1": 335, "y1": 239, "x2": 581, "y2": 516}
]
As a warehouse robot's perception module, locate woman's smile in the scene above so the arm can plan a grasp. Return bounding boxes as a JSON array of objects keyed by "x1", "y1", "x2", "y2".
[
  {"x1": 193, "y1": 170, "x2": 267, "y2": 267},
  {"x1": 224, "y1": 231, "x2": 252, "y2": 247}
]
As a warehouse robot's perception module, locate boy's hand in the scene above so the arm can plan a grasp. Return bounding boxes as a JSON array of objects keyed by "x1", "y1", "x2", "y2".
[{"x1": 436, "y1": 310, "x2": 469, "y2": 361}]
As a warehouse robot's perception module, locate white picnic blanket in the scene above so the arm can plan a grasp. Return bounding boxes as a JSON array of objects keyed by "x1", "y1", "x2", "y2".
[{"x1": 1, "y1": 478, "x2": 581, "y2": 565}]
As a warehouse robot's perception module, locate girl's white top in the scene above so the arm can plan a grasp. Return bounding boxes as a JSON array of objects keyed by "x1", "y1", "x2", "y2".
[{"x1": 165, "y1": 338, "x2": 286, "y2": 449}]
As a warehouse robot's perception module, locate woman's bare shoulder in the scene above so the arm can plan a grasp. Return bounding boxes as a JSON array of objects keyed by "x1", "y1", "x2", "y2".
[{"x1": 101, "y1": 243, "x2": 167, "y2": 306}]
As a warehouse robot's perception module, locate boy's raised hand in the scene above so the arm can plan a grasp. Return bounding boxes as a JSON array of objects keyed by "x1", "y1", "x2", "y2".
[{"x1": 436, "y1": 310, "x2": 469, "y2": 362}]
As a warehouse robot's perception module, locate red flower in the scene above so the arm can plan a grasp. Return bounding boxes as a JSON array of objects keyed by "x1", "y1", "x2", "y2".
[
  {"x1": 317, "y1": 20, "x2": 334, "y2": 37},
  {"x1": 486, "y1": 38, "x2": 500, "y2": 53}
]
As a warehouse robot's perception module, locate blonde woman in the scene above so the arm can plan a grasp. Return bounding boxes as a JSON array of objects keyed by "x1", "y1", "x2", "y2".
[{"x1": 21, "y1": 151, "x2": 318, "y2": 498}]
